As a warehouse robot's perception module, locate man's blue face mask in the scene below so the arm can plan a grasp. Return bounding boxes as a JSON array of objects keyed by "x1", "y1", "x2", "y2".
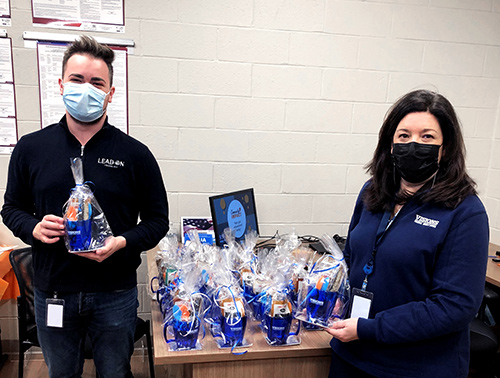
[{"x1": 62, "y1": 82, "x2": 110, "y2": 123}]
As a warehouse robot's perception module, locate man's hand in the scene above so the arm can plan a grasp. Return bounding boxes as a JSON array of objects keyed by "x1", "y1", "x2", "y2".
[
  {"x1": 74, "y1": 236, "x2": 126, "y2": 263},
  {"x1": 325, "y1": 318, "x2": 360, "y2": 342},
  {"x1": 33, "y1": 215, "x2": 65, "y2": 244}
]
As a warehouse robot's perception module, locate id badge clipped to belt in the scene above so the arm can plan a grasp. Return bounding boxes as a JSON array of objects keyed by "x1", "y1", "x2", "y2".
[
  {"x1": 349, "y1": 287, "x2": 373, "y2": 319},
  {"x1": 46, "y1": 294, "x2": 65, "y2": 328}
]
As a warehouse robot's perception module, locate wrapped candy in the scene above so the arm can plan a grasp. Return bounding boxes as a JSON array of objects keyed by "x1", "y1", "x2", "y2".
[
  {"x1": 261, "y1": 286, "x2": 300, "y2": 346},
  {"x1": 207, "y1": 250, "x2": 252, "y2": 350},
  {"x1": 165, "y1": 298, "x2": 201, "y2": 350},
  {"x1": 151, "y1": 231, "x2": 213, "y2": 351},
  {"x1": 152, "y1": 233, "x2": 182, "y2": 317},
  {"x1": 244, "y1": 231, "x2": 297, "y2": 322},
  {"x1": 156, "y1": 233, "x2": 181, "y2": 287},
  {"x1": 289, "y1": 246, "x2": 312, "y2": 308},
  {"x1": 162, "y1": 261, "x2": 211, "y2": 351},
  {"x1": 237, "y1": 231, "x2": 259, "y2": 309},
  {"x1": 257, "y1": 240, "x2": 301, "y2": 346},
  {"x1": 294, "y1": 234, "x2": 349, "y2": 328},
  {"x1": 152, "y1": 225, "x2": 348, "y2": 351},
  {"x1": 63, "y1": 157, "x2": 113, "y2": 252},
  {"x1": 212, "y1": 285, "x2": 250, "y2": 349},
  {"x1": 245, "y1": 248, "x2": 274, "y2": 321}
]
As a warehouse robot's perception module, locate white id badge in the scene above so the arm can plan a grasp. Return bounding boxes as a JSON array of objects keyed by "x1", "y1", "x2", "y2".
[
  {"x1": 46, "y1": 298, "x2": 65, "y2": 328},
  {"x1": 349, "y1": 288, "x2": 373, "y2": 319}
]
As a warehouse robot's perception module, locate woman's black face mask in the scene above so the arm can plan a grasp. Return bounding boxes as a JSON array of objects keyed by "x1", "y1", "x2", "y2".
[{"x1": 392, "y1": 142, "x2": 441, "y2": 184}]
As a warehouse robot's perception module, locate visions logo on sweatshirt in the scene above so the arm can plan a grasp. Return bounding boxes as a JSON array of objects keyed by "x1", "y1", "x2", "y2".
[{"x1": 414, "y1": 214, "x2": 439, "y2": 228}]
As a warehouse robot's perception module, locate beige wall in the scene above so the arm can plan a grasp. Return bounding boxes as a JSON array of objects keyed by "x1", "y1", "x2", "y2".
[{"x1": 0, "y1": 0, "x2": 500, "y2": 348}]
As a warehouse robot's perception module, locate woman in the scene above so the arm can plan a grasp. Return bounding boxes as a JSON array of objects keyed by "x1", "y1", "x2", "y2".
[{"x1": 326, "y1": 89, "x2": 489, "y2": 378}]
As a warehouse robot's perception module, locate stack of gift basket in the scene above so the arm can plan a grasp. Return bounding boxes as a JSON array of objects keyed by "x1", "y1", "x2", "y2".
[{"x1": 151, "y1": 229, "x2": 350, "y2": 352}]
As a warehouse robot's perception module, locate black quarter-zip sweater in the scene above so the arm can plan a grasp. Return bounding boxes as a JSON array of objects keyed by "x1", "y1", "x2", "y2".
[{"x1": 1, "y1": 116, "x2": 169, "y2": 292}]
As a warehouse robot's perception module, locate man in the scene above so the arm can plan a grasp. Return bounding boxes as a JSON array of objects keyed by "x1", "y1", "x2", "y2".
[{"x1": 1, "y1": 36, "x2": 169, "y2": 377}]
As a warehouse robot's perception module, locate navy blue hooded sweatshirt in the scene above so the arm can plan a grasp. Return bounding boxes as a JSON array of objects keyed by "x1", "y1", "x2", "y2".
[
  {"x1": 331, "y1": 182, "x2": 488, "y2": 378},
  {"x1": 1, "y1": 116, "x2": 169, "y2": 292}
]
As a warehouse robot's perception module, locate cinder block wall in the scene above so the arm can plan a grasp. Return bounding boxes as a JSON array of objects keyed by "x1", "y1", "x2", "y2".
[{"x1": 0, "y1": 0, "x2": 499, "y2": 350}]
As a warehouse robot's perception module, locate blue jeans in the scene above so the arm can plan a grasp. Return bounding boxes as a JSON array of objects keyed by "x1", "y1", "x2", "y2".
[{"x1": 35, "y1": 287, "x2": 138, "y2": 378}]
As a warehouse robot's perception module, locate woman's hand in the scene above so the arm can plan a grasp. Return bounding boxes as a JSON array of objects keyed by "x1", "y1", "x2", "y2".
[{"x1": 326, "y1": 318, "x2": 360, "y2": 342}]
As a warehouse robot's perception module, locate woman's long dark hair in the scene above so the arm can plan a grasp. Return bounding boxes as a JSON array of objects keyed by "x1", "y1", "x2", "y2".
[{"x1": 364, "y1": 89, "x2": 476, "y2": 212}]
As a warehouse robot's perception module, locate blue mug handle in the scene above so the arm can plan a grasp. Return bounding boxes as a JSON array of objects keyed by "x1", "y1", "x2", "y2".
[
  {"x1": 164, "y1": 318, "x2": 203, "y2": 344},
  {"x1": 289, "y1": 316, "x2": 301, "y2": 337},
  {"x1": 150, "y1": 276, "x2": 159, "y2": 294},
  {"x1": 163, "y1": 322, "x2": 176, "y2": 345}
]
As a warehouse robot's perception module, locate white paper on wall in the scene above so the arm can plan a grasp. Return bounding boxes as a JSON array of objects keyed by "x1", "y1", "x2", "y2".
[
  {"x1": 0, "y1": 37, "x2": 16, "y2": 153},
  {"x1": 37, "y1": 41, "x2": 128, "y2": 134},
  {"x1": 32, "y1": 0, "x2": 124, "y2": 33}
]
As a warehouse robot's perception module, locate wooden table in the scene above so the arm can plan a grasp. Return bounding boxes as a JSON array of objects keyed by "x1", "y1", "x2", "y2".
[
  {"x1": 486, "y1": 243, "x2": 500, "y2": 287},
  {"x1": 148, "y1": 249, "x2": 332, "y2": 378}
]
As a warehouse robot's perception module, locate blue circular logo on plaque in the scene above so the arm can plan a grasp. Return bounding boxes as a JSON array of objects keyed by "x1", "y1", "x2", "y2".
[{"x1": 227, "y1": 199, "x2": 246, "y2": 238}]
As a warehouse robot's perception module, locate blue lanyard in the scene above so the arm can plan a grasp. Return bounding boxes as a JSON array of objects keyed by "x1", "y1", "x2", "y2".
[{"x1": 361, "y1": 209, "x2": 398, "y2": 291}]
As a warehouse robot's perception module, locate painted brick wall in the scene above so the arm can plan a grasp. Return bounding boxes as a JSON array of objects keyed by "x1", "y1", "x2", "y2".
[{"x1": 0, "y1": 0, "x2": 499, "y2": 348}]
